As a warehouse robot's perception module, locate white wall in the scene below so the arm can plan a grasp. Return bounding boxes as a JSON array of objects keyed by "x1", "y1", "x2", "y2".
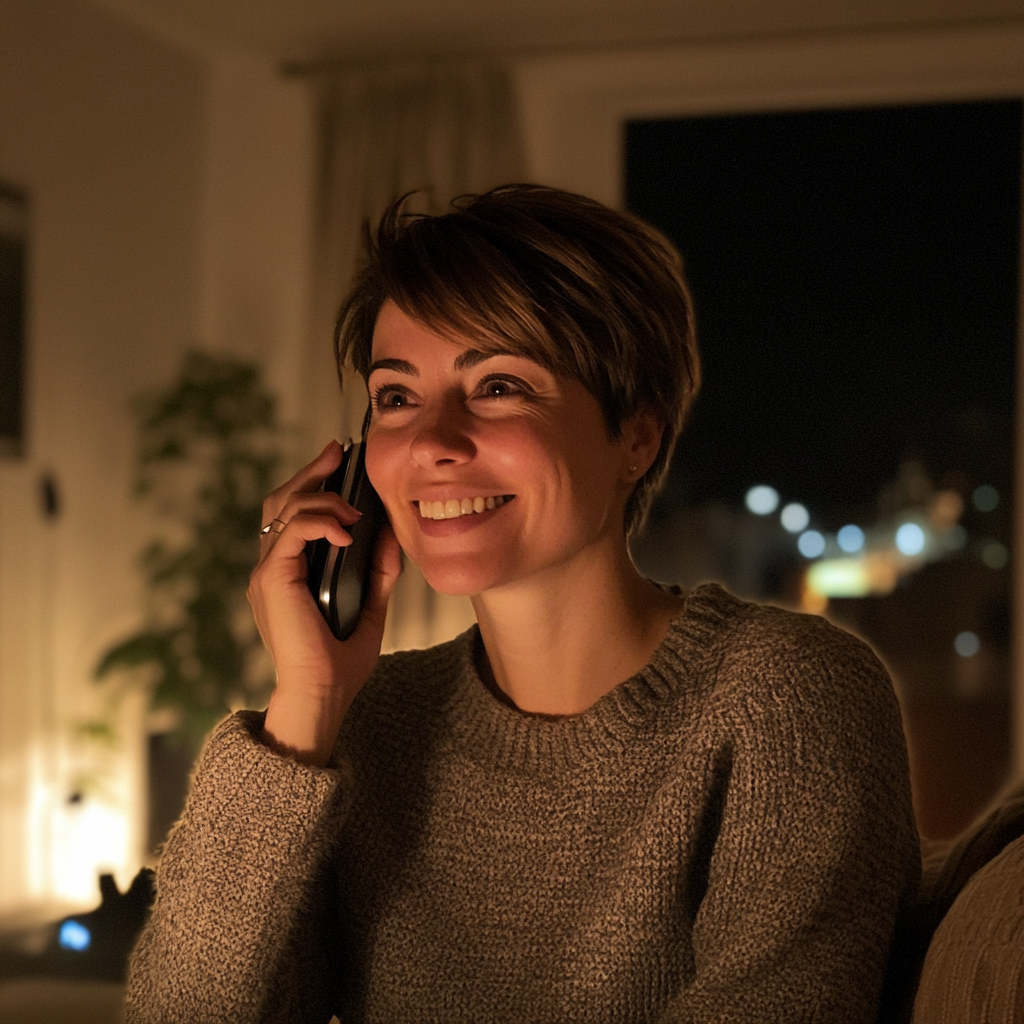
[
  {"x1": 198, "y1": 52, "x2": 315, "y2": 457},
  {"x1": 0, "y1": 0, "x2": 320, "y2": 914},
  {"x1": 0, "y1": 0, "x2": 207, "y2": 912}
]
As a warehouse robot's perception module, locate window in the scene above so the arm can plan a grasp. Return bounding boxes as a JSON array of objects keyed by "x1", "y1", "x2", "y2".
[{"x1": 627, "y1": 101, "x2": 1021, "y2": 837}]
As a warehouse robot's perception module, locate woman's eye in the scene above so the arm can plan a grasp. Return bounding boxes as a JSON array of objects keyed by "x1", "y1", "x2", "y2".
[
  {"x1": 372, "y1": 386, "x2": 411, "y2": 410},
  {"x1": 477, "y1": 376, "x2": 526, "y2": 399}
]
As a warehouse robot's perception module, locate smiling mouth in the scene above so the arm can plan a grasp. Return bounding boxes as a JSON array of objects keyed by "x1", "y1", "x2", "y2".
[{"x1": 416, "y1": 495, "x2": 516, "y2": 520}]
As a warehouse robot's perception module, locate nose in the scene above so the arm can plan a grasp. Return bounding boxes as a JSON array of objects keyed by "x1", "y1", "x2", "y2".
[{"x1": 410, "y1": 395, "x2": 475, "y2": 468}]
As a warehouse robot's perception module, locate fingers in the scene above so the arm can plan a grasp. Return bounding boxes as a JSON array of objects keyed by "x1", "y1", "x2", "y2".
[
  {"x1": 259, "y1": 491, "x2": 362, "y2": 557},
  {"x1": 261, "y1": 440, "x2": 345, "y2": 524},
  {"x1": 258, "y1": 511, "x2": 355, "y2": 567}
]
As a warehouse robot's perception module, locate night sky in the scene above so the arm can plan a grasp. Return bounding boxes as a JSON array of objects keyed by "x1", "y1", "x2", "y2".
[{"x1": 625, "y1": 100, "x2": 1021, "y2": 525}]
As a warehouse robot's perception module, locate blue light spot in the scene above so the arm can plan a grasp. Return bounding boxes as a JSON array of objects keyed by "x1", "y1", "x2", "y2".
[
  {"x1": 837, "y1": 524, "x2": 865, "y2": 553},
  {"x1": 745, "y1": 485, "x2": 779, "y2": 515},
  {"x1": 954, "y1": 631, "x2": 980, "y2": 658},
  {"x1": 59, "y1": 919, "x2": 91, "y2": 952},
  {"x1": 797, "y1": 530, "x2": 826, "y2": 559},
  {"x1": 895, "y1": 522, "x2": 926, "y2": 556},
  {"x1": 781, "y1": 503, "x2": 809, "y2": 533}
]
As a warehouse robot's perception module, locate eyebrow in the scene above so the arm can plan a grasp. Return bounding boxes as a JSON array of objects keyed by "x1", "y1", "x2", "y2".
[{"x1": 367, "y1": 348, "x2": 519, "y2": 377}]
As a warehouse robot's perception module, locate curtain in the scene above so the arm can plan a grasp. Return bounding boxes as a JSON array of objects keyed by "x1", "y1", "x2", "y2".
[{"x1": 305, "y1": 59, "x2": 526, "y2": 651}]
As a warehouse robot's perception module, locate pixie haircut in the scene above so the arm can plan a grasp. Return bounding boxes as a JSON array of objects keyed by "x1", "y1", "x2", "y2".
[{"x1": 335, "y1": 184, "x2": 700, "y2": 536}]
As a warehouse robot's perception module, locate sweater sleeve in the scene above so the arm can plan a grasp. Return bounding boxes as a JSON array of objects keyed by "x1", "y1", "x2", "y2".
[
  {"x1": 662, "y1": 613, "x2": 920, "y2": 1023},
  {"x1": 124, "y1": 710, "x2": 352, "y2": 1024}
]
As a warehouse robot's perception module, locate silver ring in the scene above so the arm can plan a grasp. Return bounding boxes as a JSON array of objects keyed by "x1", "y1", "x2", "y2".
[{"x1": 260, "y1": 518, "x2": 287, "y2": 536}]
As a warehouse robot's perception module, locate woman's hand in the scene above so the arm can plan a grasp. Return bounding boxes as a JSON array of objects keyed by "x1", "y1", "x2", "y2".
[{"x1": 248, "y1": 439, "x2": 402, "y2": 766}]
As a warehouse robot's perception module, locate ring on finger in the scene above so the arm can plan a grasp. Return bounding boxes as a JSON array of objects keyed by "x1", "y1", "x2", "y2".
[{"x1": 259, "y1": 517, "x2": 288, "y2": 536}]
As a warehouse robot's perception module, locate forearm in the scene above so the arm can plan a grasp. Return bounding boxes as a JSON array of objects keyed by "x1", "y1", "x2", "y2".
[{"x1": 125, "y1": 712, "x2": 351, "y2": 1024}]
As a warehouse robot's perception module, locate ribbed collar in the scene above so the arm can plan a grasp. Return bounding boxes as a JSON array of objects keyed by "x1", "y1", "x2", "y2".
[{"x1": 443, "y1": 582, "x2": 747, "y2": 773}]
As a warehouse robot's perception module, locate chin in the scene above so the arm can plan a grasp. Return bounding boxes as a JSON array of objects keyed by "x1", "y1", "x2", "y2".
[
  {"x1": 416, "y1": 560, "x2": 499, "y2": 598},
  {"x1": 407, "y1": 548, "x2": 516, "y2": 598}
]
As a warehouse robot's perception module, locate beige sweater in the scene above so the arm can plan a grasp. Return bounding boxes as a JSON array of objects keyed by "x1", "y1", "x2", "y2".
[{"x1": 126, "y1": 583, "x2": 919, "y2": 1023}]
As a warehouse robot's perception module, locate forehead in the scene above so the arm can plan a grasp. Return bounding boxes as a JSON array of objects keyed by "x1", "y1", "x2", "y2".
[{"x1": 370, "y1": 299, "x2": 539, "y2": 372}]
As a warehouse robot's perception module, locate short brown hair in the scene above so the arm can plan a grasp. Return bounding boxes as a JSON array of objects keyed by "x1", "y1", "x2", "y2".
[{"x1": 335, "y1": 184, "x2": 700, "y2": 535}]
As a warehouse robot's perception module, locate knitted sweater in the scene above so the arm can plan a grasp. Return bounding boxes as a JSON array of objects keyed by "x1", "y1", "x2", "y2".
[{"x1": 126, "y1": 583, "x2": 919, "y2": 1023}]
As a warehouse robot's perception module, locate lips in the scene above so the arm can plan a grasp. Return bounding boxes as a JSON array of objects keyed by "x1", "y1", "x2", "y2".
[{"x1": 416, "y1": 495, "x2": 515, "y2": 520}]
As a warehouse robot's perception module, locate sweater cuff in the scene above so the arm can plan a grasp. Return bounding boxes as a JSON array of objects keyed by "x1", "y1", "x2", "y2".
[{"x1": 179, "y1": 709, "x2": 354, "y2": 857}]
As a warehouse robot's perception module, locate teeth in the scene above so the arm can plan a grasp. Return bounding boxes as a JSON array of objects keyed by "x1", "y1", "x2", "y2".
[{"x1": 418, "y1": 496, "x2": 512, "y2": 519}]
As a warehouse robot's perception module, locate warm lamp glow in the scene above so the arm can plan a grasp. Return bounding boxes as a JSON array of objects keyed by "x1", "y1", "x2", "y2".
[
  {"x1": 15, "y1": 711, "x2": 144, "y2": 912},
  {"x1": 805, "y1": 552, "x2": 900, "y2": 599},
  {"x1": 807, "y1": 558, "x2": 873, "y2": 598}
]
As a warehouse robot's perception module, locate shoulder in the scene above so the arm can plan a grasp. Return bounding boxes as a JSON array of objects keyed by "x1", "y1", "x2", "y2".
[
  {"x1": 677, "y1": 588, "x2": 915, "y2": 871},
  {"x1": 679, "y1": 583, "x2": 901, "y2": 749},
  {"x1": 682, "y1": 581, "x2": 886, "y2": 674},
  {"x1": 685, "y1": 581, "x2": 889, "y2": 684}
]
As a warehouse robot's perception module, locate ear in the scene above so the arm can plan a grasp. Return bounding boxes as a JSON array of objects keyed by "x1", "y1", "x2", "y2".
[{"x1": 620, "y1": 409, "x2": 664, "y2": 483}]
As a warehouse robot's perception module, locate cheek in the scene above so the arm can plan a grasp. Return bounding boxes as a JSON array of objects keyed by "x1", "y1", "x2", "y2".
[
  {"x1": 544, "y1": 417, "x2": 617, "y2": 499},
  {"x1": 364, "y1": 434, "x2": 405, "y2": 513}
]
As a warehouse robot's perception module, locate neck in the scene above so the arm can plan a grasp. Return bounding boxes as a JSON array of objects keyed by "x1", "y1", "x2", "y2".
[{"x1": 470, "y1": 540, "x2": 685, "y2": 716}]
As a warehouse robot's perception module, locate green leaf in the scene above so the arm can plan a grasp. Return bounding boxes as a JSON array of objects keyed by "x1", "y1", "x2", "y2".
[{"x1": 94, "y1": 632, "x2": 176, "y2": 679}]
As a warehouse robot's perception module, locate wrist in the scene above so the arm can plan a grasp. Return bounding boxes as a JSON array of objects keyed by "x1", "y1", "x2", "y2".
[{"x1": 261, "y1": 684, "x2": 351, "y2": 767}]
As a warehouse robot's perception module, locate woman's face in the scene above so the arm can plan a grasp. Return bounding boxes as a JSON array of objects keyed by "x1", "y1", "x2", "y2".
[{"x1": 365, "y1": 300, "x2": 635, "y2": 597}]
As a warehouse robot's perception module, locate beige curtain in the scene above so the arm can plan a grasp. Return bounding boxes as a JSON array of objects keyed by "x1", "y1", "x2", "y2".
[{"x1": 304, "y1": 59, "x2": 526, "y2": 651}]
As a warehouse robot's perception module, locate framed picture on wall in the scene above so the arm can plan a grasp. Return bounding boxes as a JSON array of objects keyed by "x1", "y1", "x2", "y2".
[{"x1": 0, "y1": 184, "x2": 27, "y2": 458}]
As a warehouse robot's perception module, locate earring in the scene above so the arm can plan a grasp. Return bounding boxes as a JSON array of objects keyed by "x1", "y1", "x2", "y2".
[{"x1": 629, "y1": 465, "x2": 638, "y2": 475}]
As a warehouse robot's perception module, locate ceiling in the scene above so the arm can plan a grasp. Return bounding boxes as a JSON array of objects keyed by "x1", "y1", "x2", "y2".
[{"x1": 86, "y1": 0, "x2": 1024, "y2": 64}]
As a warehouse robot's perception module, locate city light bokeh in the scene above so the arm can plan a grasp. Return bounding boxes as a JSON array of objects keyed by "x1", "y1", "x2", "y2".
[
  {"x1": 745, "y1": 485, "x2": 780, "y2": 515},
  {"x1": 734, "y1": 466, "x2": 1000, "y2": 616},
  {"x1": 780, "y1": 503, "x2": 810, "y2": 533}
]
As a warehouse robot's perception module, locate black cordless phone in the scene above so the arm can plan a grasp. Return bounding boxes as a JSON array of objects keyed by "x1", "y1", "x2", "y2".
[{"x1": 306, "y1": 415, "x2": 385, "y2": 641}]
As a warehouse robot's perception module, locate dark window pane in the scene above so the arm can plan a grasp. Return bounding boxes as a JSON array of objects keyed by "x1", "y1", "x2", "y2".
[{"x1": 0, "y1": 185, "x2": 27, "y2": 458}]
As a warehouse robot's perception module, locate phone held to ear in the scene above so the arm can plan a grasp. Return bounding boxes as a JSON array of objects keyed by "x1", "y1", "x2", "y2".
[{"x1": 306, "y1": 434, "x2": 385, "y2": 641}]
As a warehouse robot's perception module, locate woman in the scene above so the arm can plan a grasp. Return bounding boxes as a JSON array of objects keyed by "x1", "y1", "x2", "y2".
[{"x1": 126, "y1": 185, "x2": 919, "y2": 1023}]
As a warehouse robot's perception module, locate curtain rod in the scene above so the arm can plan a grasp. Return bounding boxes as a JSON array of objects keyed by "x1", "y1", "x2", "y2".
[{"x1": 280, "y1": 14, "x2": 1024, "y2": 77}]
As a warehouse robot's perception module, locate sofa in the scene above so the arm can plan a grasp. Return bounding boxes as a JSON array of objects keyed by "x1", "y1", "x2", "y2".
[{"x1": 887, "y1": 779, "x2": 1024, "y2": 1023}]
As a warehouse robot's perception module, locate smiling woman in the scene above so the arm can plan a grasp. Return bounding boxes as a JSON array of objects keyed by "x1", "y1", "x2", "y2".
[
  {"x1": 365, "y1": 303, "x2": 646, "y2": 609},
  {"x1": 124, "y1": 185, "x2": 919, "y2": 1024}
]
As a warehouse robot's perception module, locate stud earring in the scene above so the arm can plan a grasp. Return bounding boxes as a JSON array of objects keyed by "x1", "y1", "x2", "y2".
[{"x1": 629, "y1": 465, "x2": 638, "y2": 475}]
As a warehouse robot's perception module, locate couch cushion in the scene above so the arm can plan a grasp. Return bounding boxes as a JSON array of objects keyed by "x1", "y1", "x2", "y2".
[
  {"x1": 878, "y1": 783, "x2": 1024, "y2": 1024},
  {"x1": 910, "y1": 831, "x2": 1024, "y2": 1023},
  {"x1": 923, "y1": 785, "x2": 1024, "y2": 922}
]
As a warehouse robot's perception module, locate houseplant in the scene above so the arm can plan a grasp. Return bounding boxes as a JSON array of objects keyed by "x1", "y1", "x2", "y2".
[{"x1": 94, "y1": 351, "x2": 283, "y2": 754}]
